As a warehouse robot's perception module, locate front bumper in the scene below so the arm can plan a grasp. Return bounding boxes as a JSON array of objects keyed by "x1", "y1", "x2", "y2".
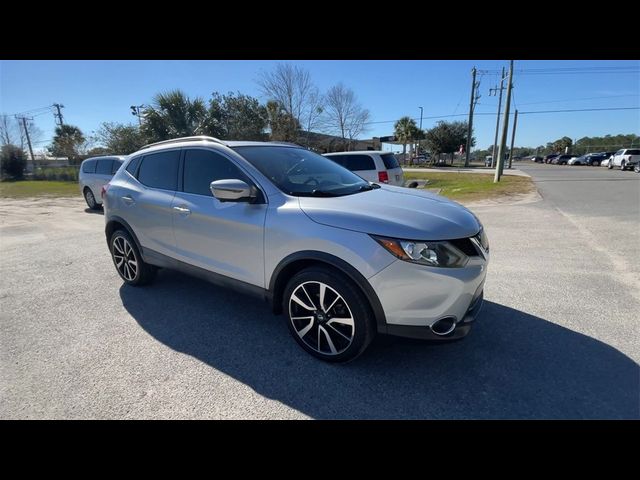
[{"x1": 385, "y1": 290, "x2": 483, "y2": 340}]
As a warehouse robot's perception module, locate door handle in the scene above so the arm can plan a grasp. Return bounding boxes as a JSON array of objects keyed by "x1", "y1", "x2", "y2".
[
  {"x1": 122, "y1": 195, "x2": 135, "y2": 204},
  {"x1": 173, "y1": 205, "x2": 191, "y2": 215}
]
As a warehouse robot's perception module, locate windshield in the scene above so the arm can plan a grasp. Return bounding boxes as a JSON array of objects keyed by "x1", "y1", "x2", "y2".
[{"x1": 233, "y1": 146, "x2": 373, "y2": 197}]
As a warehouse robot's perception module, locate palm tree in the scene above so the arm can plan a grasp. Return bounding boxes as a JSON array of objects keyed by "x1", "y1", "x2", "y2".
[
  {"x1": 394, "y1": 116, "x2": 419, "y2": 162},
  {"x1": 141, "y1": 90, "x2": 208, "y2": 142},
  {"x1": 50, "y1": 124, "x2": 85, "y2": 158}
]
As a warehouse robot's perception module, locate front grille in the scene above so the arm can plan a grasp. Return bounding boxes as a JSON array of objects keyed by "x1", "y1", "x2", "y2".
[{"x1": 449, "y1": 237, "x2": 479, "y2": 257}]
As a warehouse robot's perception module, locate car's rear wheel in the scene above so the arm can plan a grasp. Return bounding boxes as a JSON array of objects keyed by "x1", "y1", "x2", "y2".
[
  {"x1": 109, "y1": 229, "x2": 156, "y2": 286},
  {"x1": 84, "y1": 187, "x2": 99, "y2": 210},
  {"x1": 593, "y1": 161, "x2": 600, "y2": 166},
  {"x1": 283, "y1": 267, "x2": 375, "y2": 363}
]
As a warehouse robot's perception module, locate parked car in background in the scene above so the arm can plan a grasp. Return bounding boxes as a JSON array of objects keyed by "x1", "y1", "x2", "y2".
[
  {"x1": 552, "y1": 154, "x2": 576, "y2": 165},
  {"x1": 608, "y1": 148, "x2": 640, "y2": 170},
  {"x1": 103, "y1": 136, "x2": 489, "y2": 362},
  {"x1": 324, "y1": 151, "x2": 404, "y2": 186},
  {"x1": 568, "y1": 155, "x2": 588, "y2": 165},
  {"x1": 79, "y1": 156, "x2": 126, "y2": 209},
  {"x1": 584, "y1": 153, "x2": 608, "y2": 166},
  {"x1": 600, "y1": 156, "x2": 613, "y2": 167},
  {"x1": 531, "y1": 156, "x2": 543, "y2": 163},
  {"x1": 544, "y1": 154, "x2": 559, "y2": 164}
]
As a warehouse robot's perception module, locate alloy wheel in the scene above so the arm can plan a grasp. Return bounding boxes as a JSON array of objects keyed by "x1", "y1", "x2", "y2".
[
  {"x1": 85, "y1": 189, "x2": 96, "y2": 208},
  {"x1": 288, "y1": 281, "x2": 355, "y2": 356},
  {"x1": 112, "y1": 236, "x2": 138, "y2": 281}
]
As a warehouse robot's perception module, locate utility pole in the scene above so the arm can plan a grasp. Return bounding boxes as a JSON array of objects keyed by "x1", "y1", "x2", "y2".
[
  {"x1": 131, "y1": 105, "x2": 144, "y2": 126},
  {"x1": 464, "y1": 67, "x2": 477, "y2": 168},
  {"x1": 53, "y1": 103, "x2": 64, "y2": 126},
  {"x1": 418, "y1": 106, "x2": 423, "y2": 156},
  {"x1": 16, "y1": 116, "x2": 36, "y2": 171},
  {"x1": 508, "y1": 109, "x2": 518, "y2": 169},
  {"x1": 495, "y1": 60, "x2": 514, "y2": 183},
  {"x1": 490, "y1": 67, "x2": 506, "y2": 168}
]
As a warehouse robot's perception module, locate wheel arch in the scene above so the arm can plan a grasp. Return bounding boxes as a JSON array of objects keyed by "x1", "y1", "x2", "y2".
[
  {"x1": 269, "y1": 251, "x2": 388, "y2": 333},
  {"x1": 105, "y1": 216, "x2": 143, "y2": 256}
]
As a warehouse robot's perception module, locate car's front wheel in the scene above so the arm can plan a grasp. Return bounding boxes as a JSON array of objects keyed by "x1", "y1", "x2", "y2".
[
  {"x1": 620, "y1": 160, "x2": 626, "y2": 171},
  {"x1": 109, "y1": 229, "x2": 156, "y2": 286},
  {"x1": 283, "y1": 267, "x2": 375, "y2": 363},
  {"x1": 608, "y1": 161, "x2": 614, "y2": 169},
  {"x1": 84, "y1": 187, "x2": 99, "y2": 210}
]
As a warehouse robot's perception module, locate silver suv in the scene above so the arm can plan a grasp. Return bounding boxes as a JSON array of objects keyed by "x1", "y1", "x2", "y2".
[
  {"x1": 79, "y1": 156, "x2": 125, "y2": 209},
  {"x1": 104, "y1": 136, "x2": 489, "y2": 362}
]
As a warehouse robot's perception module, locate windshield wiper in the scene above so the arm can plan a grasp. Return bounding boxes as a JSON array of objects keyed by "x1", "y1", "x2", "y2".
[{"x1": 310, "y1": 189, "x2": 340, "y2": 197}]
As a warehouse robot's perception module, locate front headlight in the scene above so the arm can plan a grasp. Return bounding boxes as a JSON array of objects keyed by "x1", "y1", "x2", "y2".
[{"x1": 371, "y1": 235, "x2": 469, "y2": 268}]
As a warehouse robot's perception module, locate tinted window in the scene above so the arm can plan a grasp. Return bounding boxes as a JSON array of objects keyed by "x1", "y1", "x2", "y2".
[
  {"x1": 137, "y1": 150, "x2": 180, "y2": 190},
  {"x1": 111, "y1": 159, "x2": 124, "y2": 174},
  {"x1": 82, "y1": 159, "x2": 97, "y2": 173},
  {"x1": 626, "y1": 149, "x2": 640, "y2": 155},
  {"x1": 380, "y1": 153, "x2": 400, "y2": 169},
  {"x1": 126, "y1": 156, "x2": 141, "y2": 176},
  {"x1": 329, "y1": 154, "x2": 375, "y2": 171},
  {"x1": 183, "y1": 149, "x2": 249, "y2": 197},
  {"x1": 96, "y1": 159, "x2": 113, "y2": 175}
]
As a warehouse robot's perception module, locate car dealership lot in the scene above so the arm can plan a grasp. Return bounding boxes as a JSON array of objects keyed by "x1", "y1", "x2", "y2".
[{"x1": 1, "y1": 165, "x2": 638, "y2": 419}]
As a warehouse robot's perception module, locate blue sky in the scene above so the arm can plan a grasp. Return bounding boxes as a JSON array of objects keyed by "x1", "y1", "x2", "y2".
[{"x1": 1, "y1": 60, "x2": 638, "y2": 153}]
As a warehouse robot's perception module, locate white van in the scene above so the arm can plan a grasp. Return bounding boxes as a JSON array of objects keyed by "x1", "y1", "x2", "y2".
[
  {"x1": 79, "y1": 156, "x2": 126, "y2": 209},
  {"x1": 323, "y1": 151, "x2": 404, "y2": 186}
]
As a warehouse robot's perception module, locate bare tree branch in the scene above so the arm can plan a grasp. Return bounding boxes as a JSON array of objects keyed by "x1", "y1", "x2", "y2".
[{"x1": 321, "y1": 83, "x2": 370, "y2": 150}]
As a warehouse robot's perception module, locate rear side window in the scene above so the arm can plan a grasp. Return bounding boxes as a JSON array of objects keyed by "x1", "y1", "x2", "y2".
[
  {"x1": 126, "y1": 156, "x2": 141, "y2": 176},
  {"x1": 380, "y1": 153, "x2": 400, "y2": 169},
  {"x1": 137, "y1": 150, "x2": 180, "y2": 191},
  {"x1": 329, "y1": 154, "x2": 375, "y2": 171},
  {"x1": 82, "y1": 159, "x2": 97, "y2": 173},
  {"x1": 626, "y1": 149, "x2": 640, "y2": 155},
  {"x1": 183, "y1": 149, "x2": 249, "y2": 196},
  {"x1": 111, "y1": 159, "x2": 124, "y2": 174},
  {"x1": 96, "y1": 159, "x2": 113, "y2": 175}
]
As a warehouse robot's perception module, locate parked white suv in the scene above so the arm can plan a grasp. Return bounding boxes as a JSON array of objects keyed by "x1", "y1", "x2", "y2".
[
  {"x1": 323, "y1": 151, "x2": 404, "y2": 186},
  {"x1": 79, "y1": 156, "x2": 126, "y2": 209},
  {"x1": 608, "y1": 149, "x2": 640, "y2": 171}
]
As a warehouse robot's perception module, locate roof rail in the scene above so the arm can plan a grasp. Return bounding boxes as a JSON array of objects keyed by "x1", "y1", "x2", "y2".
[
  {"x1": 268, "y1": 141, "x2": 301, "y2": 147},
  {"x1": 140, "y1": 136, "x2": 226, "y2": 151}
]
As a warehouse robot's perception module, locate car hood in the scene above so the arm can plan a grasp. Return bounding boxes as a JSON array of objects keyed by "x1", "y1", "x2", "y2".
[{"x1": 298, "y1": 184, "x2": 481, "y2": 240}]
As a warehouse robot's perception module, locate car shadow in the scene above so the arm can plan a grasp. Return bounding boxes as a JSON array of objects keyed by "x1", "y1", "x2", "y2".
[
  {"x1": 119, "y1": 270, "x2": 639, "y2": 419},
  {"x1": 84, "y1": 207, "x2": 104, "y2": 215}
]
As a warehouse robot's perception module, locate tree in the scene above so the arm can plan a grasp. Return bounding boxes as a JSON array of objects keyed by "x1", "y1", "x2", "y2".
[
  {"x1": 206, "y1": 92, "x2": 268, "y2": 141},
  {"x1": 266, "y1": 100, "x2": 300, "y2": 141},
  {"x1": 322, "y1": 83, "x2": 370, "y2": 150},
  {"x1": 301, "y1": 88, "x2": 324, "y2": 147},
  {"x1": 95, "y1": 122, "x2": 147, "y2": 154},
  {"x1": 141, "y1": 90, "x2": 208, "y2": 142},
  {"x1": 424, "y1": 121, "x2": 474, "y2": 159},
  {"x1": 49, "y1": 124, "x2": 86, "y2": 158},
  {"x1": 1, "y1": 144, "x2": 26, "y2": 179},
  {"x1": 394, "y1": 116, "x2": 420, "y2": 159},
  {"x1": 257, "y1": 63, "x2": 317, "y2": 136},
  {"x1": 549, "y1": 136, "x2": 573, "y2": 153}
]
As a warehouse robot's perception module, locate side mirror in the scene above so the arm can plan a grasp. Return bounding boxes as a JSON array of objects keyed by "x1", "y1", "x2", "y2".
[{"x1": 210, "y1": 179, "x2": 256, "y2": 203}]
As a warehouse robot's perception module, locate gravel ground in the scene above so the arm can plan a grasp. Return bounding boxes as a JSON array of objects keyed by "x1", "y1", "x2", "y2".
[{"x1": 1, "y1": 166, "x2": 638, "y2": 419}]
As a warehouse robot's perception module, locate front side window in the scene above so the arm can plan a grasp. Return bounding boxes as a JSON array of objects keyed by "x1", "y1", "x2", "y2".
[
  {"x1": 234, "y1": 146, "x2": 372, "y2": 197},
  {"x1": 96, "y1": 159, "x2": 113, "y2": 175},
  {"x1": 183, "y1": 149, "x2": 250, "y2": 197},
  {"x1": 137, "y1": 150, "x2": 180, "y2": 191},
  {"x1": 82, "y1": 159, "x2": 97, "y2": 173}
]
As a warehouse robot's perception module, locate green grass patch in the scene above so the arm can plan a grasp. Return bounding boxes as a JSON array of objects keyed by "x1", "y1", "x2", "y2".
[
  {"x1": 0, "y1": 180, "x2": 79, "y2": 198},
  {"x1": 405, "y1": 172, "x2": 534, "y2": 202},
  {"x1": 32, "y1": 166, "x2": 79, "y2": 182}
]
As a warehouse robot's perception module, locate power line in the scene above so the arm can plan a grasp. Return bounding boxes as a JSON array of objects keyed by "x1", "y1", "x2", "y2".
[
  {"x1": 519, "y1": 107, "x2": 640, "y2": 114},
  {"x1": 516, "y1": 94, "x2": 640, "y2": 106}
]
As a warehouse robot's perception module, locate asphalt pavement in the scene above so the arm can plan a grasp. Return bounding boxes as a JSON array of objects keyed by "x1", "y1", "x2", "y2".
[{"x1": 1, "y1": 164, "x2": 638, "y2": 419}]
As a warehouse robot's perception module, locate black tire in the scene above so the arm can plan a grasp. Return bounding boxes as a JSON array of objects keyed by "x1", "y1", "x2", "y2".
[
  {"x1": 608, "y1": 161, "x2": 614, "y2": 169},
  {"x1": 620, "y1": 161, "x2": 626, "y2": 171},
  {"x1": 283, "y1": 266, "x2": 376, "y2": 363},
  {"x1": 594, "y1": 161, "x2": 600, "y2": 167},
  {"x1": 109, "y1": 229, "x2": 156, "y2": 286},
  {"x1": 634, "y1": 164, "x2": 640, "y2": 173},
  {"x1": 84, "y1": 187, "x2": 99, "y2": 210}
]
